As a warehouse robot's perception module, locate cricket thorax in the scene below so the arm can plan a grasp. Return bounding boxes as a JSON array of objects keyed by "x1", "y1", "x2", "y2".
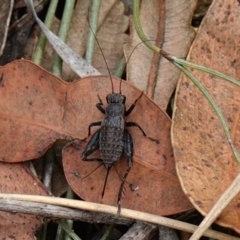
[{"x1": 105, "y1": 103, "x2": 125, "y2": 118}]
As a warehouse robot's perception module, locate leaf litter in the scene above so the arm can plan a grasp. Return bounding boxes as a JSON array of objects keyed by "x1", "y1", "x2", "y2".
[
  {"x1": 172, "y1": 0, "x2": 240, "y2": 233},
  {"x1": 0, "y1": 163, "x2": 49, "y2": 240},
  {"x1": 124, "y1": 0, "x2": 197, "y2": 109},
  {"x1": 1, "y1": 0, "x2": 238, "y2": 238},
  {"x1": 0, "y1": 58, "x2": 192, "y2": 215}
]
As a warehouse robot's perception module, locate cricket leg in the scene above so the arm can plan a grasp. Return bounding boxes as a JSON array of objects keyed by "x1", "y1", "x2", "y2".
[
  {"x1": 87, "y1": 97, "x2": 104, "y2": 137},
  {"x1": 81, "y1": 128, "x2": 102, "y2": 162},
  {"x1": 125, "y1": 91, "x2": 143, "y2": 116},
  {"x1": 87, "y1": 122, "x2": 101, "y2": 137},
  {"x1": 126, "y1": 122, "x2": 159, "y2": 144},
  {"x1": 117, "y1": 129, "x2": 133, "y2": 215},
  {"x1": 81, "y1": 128, "x2": 103, "y2": 179}
]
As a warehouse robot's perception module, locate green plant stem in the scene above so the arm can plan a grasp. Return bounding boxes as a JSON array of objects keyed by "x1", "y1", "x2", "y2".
[
  {"x1": 57, "y1": 220, "x2": 82, "y2": 240},
  {"x1": 64, "y1": 187, "x2": 74, "y2": 240},
  {"x1": 39, "y1": 219, "x2": 49, "y2": 240},
  {"x1": 133, "y1": 0, "x2": 240, "y2": 164},
  {"x1": 85, "y1": 0, "x2": 102, "y2": 64},
  {"x1": 174, "y1": 63, "x2": 240, "y2": 164},
  {"x1": 55, "y1": 188, "x2": 75, "y2": 240},
  {"x1": 52, "y1": 0, "x2": 76, "y2": 76},
  {"x1": 133, "y1": 0, "x2": 240, "y2": 89},
  {"x1": 172, "y1": 57, "x2": 240, "y2": 87},
  {"x1": 115, "y1": 56, "x2": 126, "y2": 78},
  {"x1": 55, "y1": 224, "x2": 64, "y2": 240},
  {"x1": 100, "y1": 224, "x2": 115, "y2": 240},
  {"x1": 133, "y1": 0, "x2": 240, "y2": 87},
  {"x1": 32, "y1": 0, "x2": 59, "y2": 64},
  {"x1": 133, "y1": 0, "x2": 160, "y2": 53}
]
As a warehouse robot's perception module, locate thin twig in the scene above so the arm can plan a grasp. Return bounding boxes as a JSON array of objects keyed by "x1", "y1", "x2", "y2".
[
  {"x1": 0, "y1": 194, "x2": 238, "y2": 240},
  {"x1": 0, "y1": 198, "x2": 131, "y2": 225},
  {"x1": 190, "y1": 173, "x2": 240, "y2": 239}
]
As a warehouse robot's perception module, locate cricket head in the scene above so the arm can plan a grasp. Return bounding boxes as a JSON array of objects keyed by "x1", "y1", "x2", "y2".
[{"x1": 106, "y1": 93, "x2": 126, "y2": 104}]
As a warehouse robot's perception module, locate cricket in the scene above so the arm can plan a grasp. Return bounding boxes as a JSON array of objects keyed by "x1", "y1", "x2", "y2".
[{"x1": 81, "y1": 27, "x2": 158, "y2": 214}]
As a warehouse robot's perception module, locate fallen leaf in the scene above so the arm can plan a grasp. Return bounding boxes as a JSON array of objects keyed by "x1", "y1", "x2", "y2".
[
  {"x1": 62, "y1": 0, "x2": 121, "y2": 80},
  {"x1": 25, "y1": 0, "x2": 127, "y2": 81},
  {"x1": 0, "y1": 59, "x2": 192, "y2": 215},
  {"x1": 60, "y1": 61, "x2": 192, "y2": 215},
  {"x1": 40, "y1": 17, "x2": 61, "y2": 72},
  {"x1": 92, "y1": 1, "x2": 129, "y2": 75},
  {"x1": 124, "y1": 0, "x2": 197, "y2": 109},
  {"x1": 24, "y1": 0, "x2": 99, "y2": 77},
  {"x1": 61, "y1": 0, "x2": 92, "y2": 80},
  {"x1": 0, "y1": 162, "x2": 49, "y2": 239},
  {"x1": 62, "y1": 140, "x2": 192, "y2": 216},
  {"x1": 172, "y1": 0, "x2": 240, "y2": 233},
  {"x1": 0, "y1": 59, "x2": 172, "y2": 171}
]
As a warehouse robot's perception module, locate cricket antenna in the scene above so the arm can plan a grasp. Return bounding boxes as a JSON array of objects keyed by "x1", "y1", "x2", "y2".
[
  {"x1": 81, "y1": 163, "x2": 103, "y2": 180},
  {"x1": 118, "y1": 40, "x2": 157, "y2": 94},
  {"x1": 87, "y1": 22, "x2": 114, "y2": 93},
  {"x1": 125, "y1": 40, "x2": 159, "y2": 67},
  {"x1": 102, "y1": 166, "x2": 111, "y2": 198},
  {"x1": 119, "y1": 78, "x2": 123, "y2": 94}
]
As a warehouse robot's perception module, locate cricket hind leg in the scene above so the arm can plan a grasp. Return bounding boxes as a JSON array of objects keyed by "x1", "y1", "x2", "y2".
[
  {"x1": 126, "y1": 122, "x2": 159, "y2": 144},
  {"x1": 81, "y1": 128, "x2": 104, "y2": 179},
  {"x1": 81, "y1": 128, "x2": 102, "y2": 162},
  {"x1": 101, "y1": 166, "x2": 112, "y2": 198},
  {"x1": 113, "y1": 165, "x2": 130, "y2": 185},
  {"x1": 117, "y1": 166, "x2": 132, "y2": 215},
  {"x1": 117, "y1": 129, "x2": 133, "y2": 214}
]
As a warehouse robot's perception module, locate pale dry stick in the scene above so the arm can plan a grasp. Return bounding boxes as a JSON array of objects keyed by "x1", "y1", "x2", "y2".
[
  {"x1": 0, "y1": 194, "x2": 238, "y2": 240},
  {"x1": 0, "y1": 199, "x2": 130, "y2": 225},
  {"x1": 119, "y1": 222, "x2": 157, "y2": 240},
  {"x1": 190, "y1": 172, "x2": 240, "y2": 240}
]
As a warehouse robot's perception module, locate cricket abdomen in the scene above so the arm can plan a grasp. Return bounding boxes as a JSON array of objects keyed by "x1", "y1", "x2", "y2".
[{"x1": 99, "y1": 126, "x2": 124, "y2": 166}]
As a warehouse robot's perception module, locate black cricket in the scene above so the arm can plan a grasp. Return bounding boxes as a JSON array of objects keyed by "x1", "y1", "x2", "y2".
[
  {"x1": 81, "y1": 78, "x2": 157, "y2": 213},
  {"x1": 81, "y1": 24, "x2": 157, "y2": 214}
]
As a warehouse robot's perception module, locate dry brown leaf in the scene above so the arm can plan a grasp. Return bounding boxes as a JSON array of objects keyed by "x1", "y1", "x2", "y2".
[
  {"x1": 62, "y1": 0, "x2": 126, "y2": 80},
  {"x1": 62, "y1": 140, "x2": 192, "y2": 215},
  {"x1": 0, "y1": 59, "x2": 171, "y2": 170},
  {"x1": 41, "y1": 17, "x2": 61, "y2": 72},
  {"x1": 93, "y1": 1, "x2": 129, "y2": 75},
  {"x1": 61, "y1": 0, "x2": 92, "y2": 80},
  {"x1": 172, "y1": 0, "x2": 240, "y2": 233},
  {"x1": 23, "y1": 24, "x2": 41, "y2": 60},
  {"x1": 0, "y1": 163, "x2": 49, "y2": 239},
  {"x1": 25, "y1": 0, "x2": 120, "y2": 79},
  {"x1": 124, "y1": 0, "x2": 197, "y2": 109},
  {"x1": 0, "y1": 59, "x2": 192, "y2": 215}
]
